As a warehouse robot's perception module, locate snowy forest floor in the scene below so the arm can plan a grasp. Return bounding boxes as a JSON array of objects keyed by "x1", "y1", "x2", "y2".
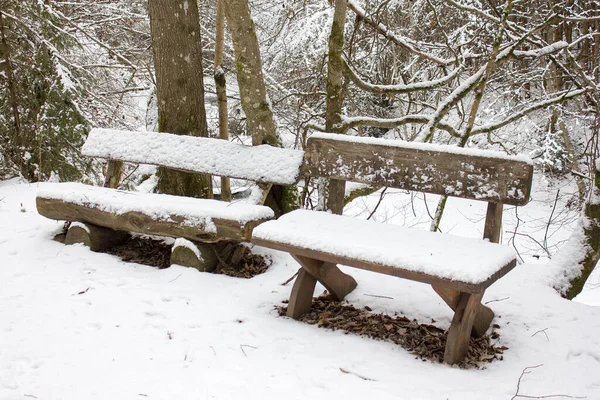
[{"x1": 2, "y1": 177, "x2": 600, "y2": 400}]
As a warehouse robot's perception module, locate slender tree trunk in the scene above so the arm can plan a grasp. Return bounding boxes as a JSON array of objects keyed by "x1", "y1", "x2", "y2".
[
  {"x1": 323, "y1": 0, "x2": 347, "y2": 215},
  {"x1": 148, "y1": 0, "x2": 212, "y2": 198},
  {"x1": 223, "y1": 0, "x2": 278, "y2": 146},
  {"x1": 214, "y1": 0, "x2": 231, "y2": 201},
  {"x1": 223, "y1": 0, "x2": 298, "y2": 216}
]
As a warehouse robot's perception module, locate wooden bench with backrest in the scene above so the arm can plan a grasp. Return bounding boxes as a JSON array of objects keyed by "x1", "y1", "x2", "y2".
[
  {"x1": 252, "y1": 132, "x2": 533, "y2": 365},
  {"x1": 36, "y1": 128, "x2": 304, "y2": 269}
]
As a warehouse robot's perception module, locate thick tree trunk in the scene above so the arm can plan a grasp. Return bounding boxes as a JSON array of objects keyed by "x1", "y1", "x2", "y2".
[{"x1": 148, "y1": 0, "x2": 213, "y2": 198}]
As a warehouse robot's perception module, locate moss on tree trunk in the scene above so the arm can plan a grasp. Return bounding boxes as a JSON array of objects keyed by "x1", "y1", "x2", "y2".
[
  {"x1": 223, "y1": 0, "x2": 299, "y2": 214},
  {"x1": 567, "y1": 169, "x2": 600, "y2": 299}
]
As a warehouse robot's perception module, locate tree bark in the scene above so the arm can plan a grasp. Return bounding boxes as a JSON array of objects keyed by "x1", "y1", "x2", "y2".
[
  {"x1": 222, "y1": 0, "x2": 298, "y2": 215},
  {"x1": 0, "y1": 12, "x2": 23, "y2": 170},
  {"x1": 323, "y1": 0, "x2": 348, "y2": 215},
  {"x1": 223, "y1": 0, "x2": 278, "y2": 147},
  {"x1": 215, "y1": 0, "x2": 231, "y2": 201},
  {"x1": 567, "y1": 112, "x2": 600, "y2": 299},
  {"x1": 148, "y1": 0, "x2": 213, "y2": 198}
]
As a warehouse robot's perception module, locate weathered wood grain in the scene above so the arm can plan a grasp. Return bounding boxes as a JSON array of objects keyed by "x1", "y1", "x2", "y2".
[
  {"x1": 304, "y1": 136, "x2": 533, "y2": 205},
  {"x1": 65, "y1": 222, "x2": 129, "y2": 252},
  {"x1": 287, "y1": 268, "x2": 318, "y2": 319},
  {"x1": 444, "y1": 292, "x2": 485, "y2": 365},
  {"x1": 37, "y1": 197, "x2": 269, "y2": 243},
  {"x1": 483, "y1": 202, "x2": 504, "y2": 243},
  {"x1": 170, "y1": 241, "x2": 218, "y2": 272},
  {"x1": 252, "y1": 236, "x2": 516, "y2": 293},
  {"x1": 291, "y1": 254, "x2": 357, "y2": 301},
  {"x1": 432, "y1": 285, "x2": 494, "y2": 338},
  {"x1": 83, "y1": 129, "x2": 304, "y2": 186}
]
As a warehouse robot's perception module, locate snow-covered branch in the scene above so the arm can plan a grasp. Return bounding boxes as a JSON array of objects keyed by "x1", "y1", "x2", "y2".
[
  {"x1": 346, "y1": 0, "x2": 454, "y2": 66},
  {"x1": 332, "y1": 114, "x2": 460, "y2": 138},
  {"x1": 343, "y1": 57, "x2": 462, "y2": 95},
  {"x1": 471, "y1": 89, "x2": 588, "y2": 135}
]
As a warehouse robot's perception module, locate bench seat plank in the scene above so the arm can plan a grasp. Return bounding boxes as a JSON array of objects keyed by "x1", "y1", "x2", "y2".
[
  {"x1": 252, "y1": 209, "x2": 517, "y2": 293},
  {"x1": 37, "y1": 183, "x2": 274, "y2": 242},
  {"x1": 82, "y1": 128, "x2": 305, "y2": 185}
]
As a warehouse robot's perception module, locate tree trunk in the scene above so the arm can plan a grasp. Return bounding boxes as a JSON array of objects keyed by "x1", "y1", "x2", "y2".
[
  {"x1": 223, "y1": 0, "x2": 278, "y2": 147},
  {"x1": 0, "y1": 12, "x2": 23, "y2": 171},
  {"x1": 103, "y1": 160, "x2": 123, "y2": 189},
  {"x1": 323, "y1": 0, "x2": 347, "y2": 215},
  {"x1": 222, "y1": 0, "x2": 298, "y2": 215},
  {"x1": 567, "y1": 113, "x2": 600, "y2": 299},
  {"x1": 148, "y1": 0, "x2": 213, "y2": 198},
  {"x1": 214, "y1": 0, "x2": 231, "y2": 202}
]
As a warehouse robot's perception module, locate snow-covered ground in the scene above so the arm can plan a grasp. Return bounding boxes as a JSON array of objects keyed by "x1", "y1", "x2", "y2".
[{"x1": 2, "y1": 178, "x2": 600, "y2": 400}]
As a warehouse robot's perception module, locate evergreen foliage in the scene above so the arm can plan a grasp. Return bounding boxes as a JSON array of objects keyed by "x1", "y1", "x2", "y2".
[{"x1": 0, "y1": 1, "x2": 90, "y2": 181}]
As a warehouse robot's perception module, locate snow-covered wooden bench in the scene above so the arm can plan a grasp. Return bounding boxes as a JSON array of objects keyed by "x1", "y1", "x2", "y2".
[
  {"x1": 252, "y1": 132, "x2": 534, "y2": 364},
  {"x1": 36, "y1": 128, "x2": 304, "y2": 269}
]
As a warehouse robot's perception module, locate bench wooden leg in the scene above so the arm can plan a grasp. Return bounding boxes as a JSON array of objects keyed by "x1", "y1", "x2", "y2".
[
  {"x1": 287, "y1": 268, "x2": 317, "y2": 319},
  {"x1": 291, "y1": 254, "x2": 357, "y2": 301},
  {"x1": 444, "y1": 291, "x2": 484, "y2": 365},
  {"x1": 432, "y1": 285, "x2": 494, "y2": 338},
  {"x1": 65, "y1": 222, "x2": 129, "y2": 252},
  {"x1": 170, "y1": 240, "x2": 219, "y2": 272}
]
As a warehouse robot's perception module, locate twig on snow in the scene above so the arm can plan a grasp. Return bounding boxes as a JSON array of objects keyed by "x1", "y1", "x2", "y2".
[
  {"x1": 531, "y1": 328, "x2": 549, "y2": 341},
  {"x1": 485, "y1": 297, "x2": 509, "y2": 304},
  {"x1": 364, "y1": 293, "x2": 394, "y2": 300},
  {"x1": 240, "y1": 344, "x2": 257, "y2": 357},
  {"x1": 339, "y1": 367, "x2": 377, "y2": 381},
  {"x1": 511, "y1": 364, "x2": 585, "y2": 399},
  {"x1": 73, "y1": 287, "x2": 90, "y2": 296}
]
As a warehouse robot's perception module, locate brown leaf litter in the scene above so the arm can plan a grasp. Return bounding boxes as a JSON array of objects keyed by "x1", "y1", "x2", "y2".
[
  {"x1": 214, "y1": 246, "x2": 270, "y2": 278},
  {"x1": 55, "y1": 230, "x2": 269, "y2": 278},
  {"x1": 104, "y1": 236, "x2": 172, "y2": 268},
  {"x1": 277, "y1": 295, "x2": 506, "y2": 369}
]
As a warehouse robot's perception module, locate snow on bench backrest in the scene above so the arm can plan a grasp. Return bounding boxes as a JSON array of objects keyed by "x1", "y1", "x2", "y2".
[
  {"x1": 82, "y1": 128, "x2": 305, "y2": 185},
  {"x1": 305, "y1": 132, "x2": 534, "y2": 206}
]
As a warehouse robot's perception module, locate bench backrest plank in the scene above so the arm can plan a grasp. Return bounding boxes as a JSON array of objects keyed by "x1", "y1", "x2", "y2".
[
  {"x1": 305, "y1": 133, "x2": 533, "y2": 206},
  {"x1": 83, "y1": 128, "x2": 305, "y2": 186}
]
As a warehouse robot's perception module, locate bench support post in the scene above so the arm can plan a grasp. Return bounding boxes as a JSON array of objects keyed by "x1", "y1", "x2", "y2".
[
  {"x1": 287, "y1": 268, "x2": 318, "y2": 319},
  {"x1": 483, "y1": 202, "x2": 503, "y2": 243},
  {"x1": 444, "y1": 291, "x2": 484, "y2": 365},
  {"x1": 286, "y1": 254, "x2": 358, "y2": 319},
  {"x1": 432, "y1": 285, "x2": 494, "y2": 338},
  {"x1": 65, "y1": 222, "x2": 129, "y2": 252},
  {"x1": 291, "y1": 255, "x2": 357, "y2": 301}
]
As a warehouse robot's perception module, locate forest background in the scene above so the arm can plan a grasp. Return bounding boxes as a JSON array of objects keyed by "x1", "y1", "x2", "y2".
[{"x1": 1, "y1": 0, "x2": 600, "y2": 297}]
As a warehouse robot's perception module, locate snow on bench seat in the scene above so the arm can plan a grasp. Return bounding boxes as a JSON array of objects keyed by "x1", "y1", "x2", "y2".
[
  {"x1": 82, "y1": 128, "x2": 305, "y2": 185},
  {"x1": 37, "y1": 183, "x2": 274, "y2": 241},
  {"x1": 252, "y1": 209, "x2": 517, "y2": 292}
]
